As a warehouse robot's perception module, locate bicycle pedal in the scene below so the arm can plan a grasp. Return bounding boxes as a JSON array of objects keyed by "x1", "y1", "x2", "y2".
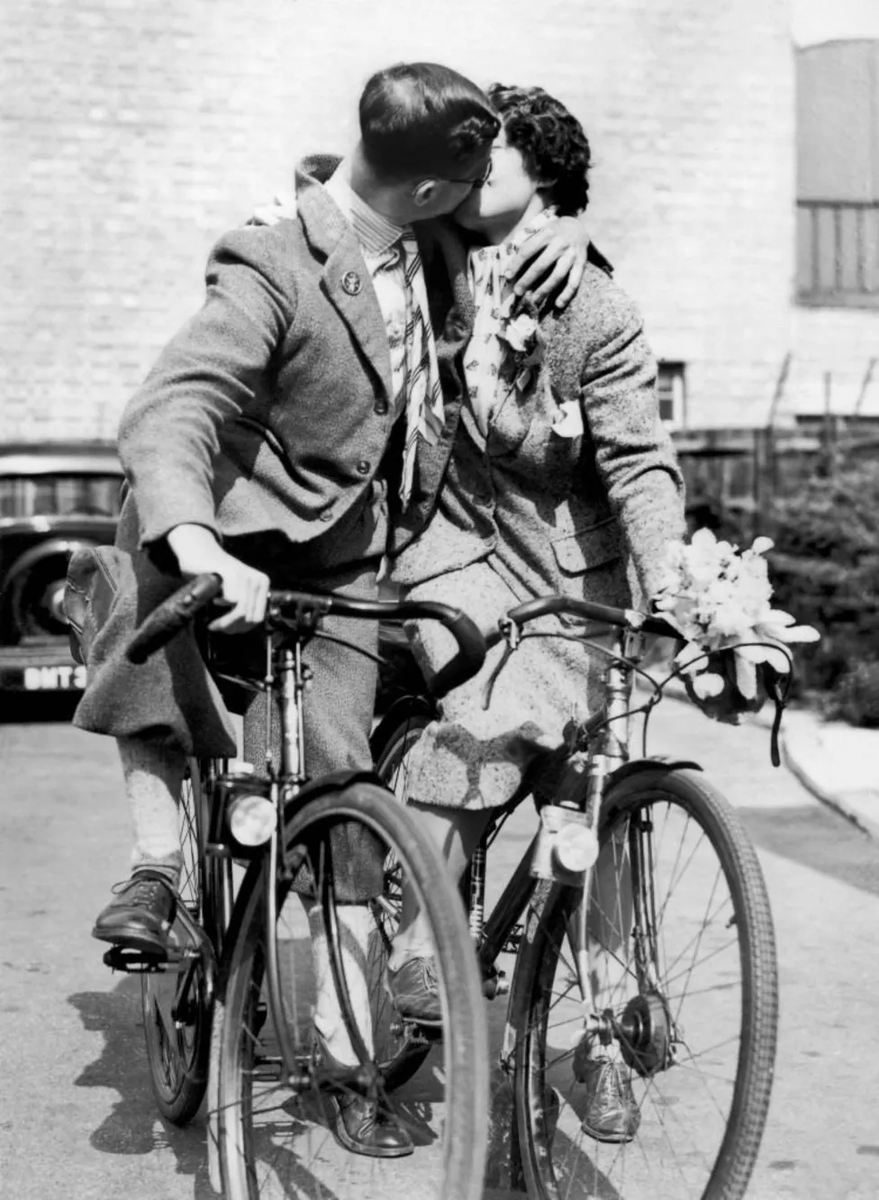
[{"x1": 102, "y1": 945, "x2": 167, "y2": 974}]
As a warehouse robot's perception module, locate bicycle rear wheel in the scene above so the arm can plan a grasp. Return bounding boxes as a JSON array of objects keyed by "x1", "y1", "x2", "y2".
[
  {"x1": 508, "y1": 766, "x2": 778, "y2": 1200},
  {"x1": 216, "y1": 779, "x2": 488, "y2": 1200},
  {"x1": 141, "y1": 757, "x2": 222, "y2": 1125}
]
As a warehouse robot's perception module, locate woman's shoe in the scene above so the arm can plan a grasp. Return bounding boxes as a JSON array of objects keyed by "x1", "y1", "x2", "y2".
[
  {"x1": 386, "y1": 956, "x2": 442, "y2": 1024},
  {"x1": 573, "y1": 1046, "x2": 640, "y2": 1143}
]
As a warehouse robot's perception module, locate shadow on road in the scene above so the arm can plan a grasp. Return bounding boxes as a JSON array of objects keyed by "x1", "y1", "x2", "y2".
[
  {"x1": 68, "y1": 979, "x2": 215, "y2": 1199},
  {"x1": 739, "y1": 804, "x2": 879, "y2": 897}
]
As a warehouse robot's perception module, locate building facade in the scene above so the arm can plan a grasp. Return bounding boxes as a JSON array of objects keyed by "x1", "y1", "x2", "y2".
[{"x1": 2, "y1": 0, "x2": 848, "y2": 442}]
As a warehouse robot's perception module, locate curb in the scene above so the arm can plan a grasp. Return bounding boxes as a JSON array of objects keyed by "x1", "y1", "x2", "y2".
[
  {"x1": 638, "y1": 674, "x2": 879, "y2": 840},
  {"x1": 780, "y1": 731, "x2": 879, "y2": 841}
]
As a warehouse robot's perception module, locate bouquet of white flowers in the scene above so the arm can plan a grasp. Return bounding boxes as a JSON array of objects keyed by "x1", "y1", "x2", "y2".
[{"x1": 651, "y1": 528, "x2": 820, "y2": 720}]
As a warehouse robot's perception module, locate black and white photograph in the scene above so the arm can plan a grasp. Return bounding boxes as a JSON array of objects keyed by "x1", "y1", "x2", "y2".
[{"x1": 2, "y1": 1, "x2": 878, "y2": 1197}]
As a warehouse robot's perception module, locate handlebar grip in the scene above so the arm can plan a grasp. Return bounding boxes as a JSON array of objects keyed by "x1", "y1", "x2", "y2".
[
  {"x1": 125, "y1": 573, "x2": 223, "y2": 664},
  {"x1": 485, "y1": 594, "x2": 679, "y2": 644},
  {"x1": 425, "y1": 607, "x2": 487, "y2": 699}
]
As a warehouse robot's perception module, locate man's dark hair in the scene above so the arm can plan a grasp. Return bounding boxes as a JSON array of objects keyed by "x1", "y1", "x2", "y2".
[
  {"x1": 488, "y1": 83, "x2": 591, "y2": 216},
  {"x1": 359, "y1": 62, "x2": 500, "y2": 182}
]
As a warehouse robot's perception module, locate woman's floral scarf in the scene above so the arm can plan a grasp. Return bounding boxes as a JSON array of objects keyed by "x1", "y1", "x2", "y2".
[{"x1": 464, "y1": 207, "x2": 558, "y2": 435}]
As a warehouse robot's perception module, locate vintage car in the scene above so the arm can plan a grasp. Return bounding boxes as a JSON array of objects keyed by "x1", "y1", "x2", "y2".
[{"x1": 0, "y1": 442, "x2": 123, "y2": 695}]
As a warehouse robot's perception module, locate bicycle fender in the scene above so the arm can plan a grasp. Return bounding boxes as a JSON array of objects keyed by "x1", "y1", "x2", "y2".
[
  {"x1": 605, "y1": 756, "x2": 702, "y2": 791},
  {"x1": 286, "y1": 768, "x2": 389, "y2": 810}
]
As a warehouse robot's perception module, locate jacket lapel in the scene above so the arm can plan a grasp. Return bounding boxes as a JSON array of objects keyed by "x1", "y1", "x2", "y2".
[{"x1": 296, "y1": 165, "x2": 394, "y2": 402}]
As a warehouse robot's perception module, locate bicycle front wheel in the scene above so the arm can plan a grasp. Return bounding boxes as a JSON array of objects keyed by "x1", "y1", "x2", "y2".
[
  {"x1": 216, "y1": 779, "x2": 489, "y2": 1200},
  {"x1": 508, "y1": 766, "x2": 778, "y2": 1200}
]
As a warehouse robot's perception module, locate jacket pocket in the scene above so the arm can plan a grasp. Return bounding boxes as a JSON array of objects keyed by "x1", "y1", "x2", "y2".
[{"x1": 550, "y1": 516, "x2": 621, "y2": 576}]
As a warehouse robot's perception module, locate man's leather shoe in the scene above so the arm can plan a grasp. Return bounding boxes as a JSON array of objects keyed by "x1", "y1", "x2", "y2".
[
  {"x1": 91, "y1": 870, "x2": 177, "y2": 957},
  {"x1": 572, "y1": 1049, "x2": 641, "y2": 1143},
  {"x1": 386, "y1": 957, "x2": 442, "y2": 1024},
  {"x1": 326, "y1": 1090, "x2": 413, "y2": 1158}
]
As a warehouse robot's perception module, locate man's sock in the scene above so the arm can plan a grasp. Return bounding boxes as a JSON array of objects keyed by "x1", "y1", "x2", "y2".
[
  {"x1": 305, "y1": 898, "x2": 375, "y2": 1067},
  {"x1": 118, "y1": 735, "x2": 186, "y2": 888}
]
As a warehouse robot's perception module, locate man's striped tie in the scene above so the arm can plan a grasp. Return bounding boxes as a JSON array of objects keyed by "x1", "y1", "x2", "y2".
[{"x1": 399, "y1": 232, "x2": 445, "y2": 509}]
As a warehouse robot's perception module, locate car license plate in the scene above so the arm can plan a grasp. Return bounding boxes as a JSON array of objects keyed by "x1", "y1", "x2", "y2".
[{"x1": 22, "y1": 664, "x2": 88, "y2": 691}]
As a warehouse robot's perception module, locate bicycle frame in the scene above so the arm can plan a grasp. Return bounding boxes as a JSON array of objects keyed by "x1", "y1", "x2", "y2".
[
  {"x1": 470, "y1": 624, "x2": 646, "y2": 1007},
  {"x1": 216, "y1": 618, "x2": 383, "y2": 1090}
]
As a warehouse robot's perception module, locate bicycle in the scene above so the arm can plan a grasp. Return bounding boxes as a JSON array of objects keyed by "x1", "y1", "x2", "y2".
[
  {"x1": 106, "y1": 572, "x2": 492, "y2": 1200},
  {"x1": 371, "y1": 592, "x2": 780, "y2": 1200}
]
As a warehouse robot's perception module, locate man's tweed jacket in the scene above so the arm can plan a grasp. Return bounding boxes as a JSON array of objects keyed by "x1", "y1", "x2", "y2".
[{"x1": 67, "y1": 156, "x2": 473, "y2": 756}]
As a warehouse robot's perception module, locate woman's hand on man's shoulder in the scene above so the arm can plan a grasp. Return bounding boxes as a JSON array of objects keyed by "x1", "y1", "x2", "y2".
[
  {"x1": 247, "y1": 190, "x2": 298, "y2": 227},
  {"x1": 508, "y1": 214, "x2": 590, "y2": 311}
]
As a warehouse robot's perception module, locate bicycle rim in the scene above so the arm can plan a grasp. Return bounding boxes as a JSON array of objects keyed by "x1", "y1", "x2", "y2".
[
  {"x1": 141, "y1": 757, "x2": 213, "y2": 1125},
  {"x1": 371, "y1": 706, "x2": 435, "y2": 1088},
  {"x1": 509, "y1": 766, "x2": 778, "y2": 1200},
  {"x1": 217, "y1": 781, "x2": 488, "y2": 1200}
]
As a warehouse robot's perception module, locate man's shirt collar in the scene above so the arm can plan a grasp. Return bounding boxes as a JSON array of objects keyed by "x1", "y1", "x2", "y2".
[{"x1": 324, "y1": 167, "x2": 407, "y2": 256}]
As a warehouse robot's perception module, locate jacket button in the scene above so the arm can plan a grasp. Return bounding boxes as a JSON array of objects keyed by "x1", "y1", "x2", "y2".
[
  {"x1": 319, "y1": 511, "x2": 333, "y2": 522},
  {"x1": 356, "y1": 460, "x2": 370, "y2": 475},
  {"x1": 374, "y1": 399, "x2": 389, "y2": 416}
]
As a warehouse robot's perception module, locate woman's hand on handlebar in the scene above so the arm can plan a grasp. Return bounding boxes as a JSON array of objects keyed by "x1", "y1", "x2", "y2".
[{"x1": 165, "y1": 524, "x2": 270, "y2": 633}]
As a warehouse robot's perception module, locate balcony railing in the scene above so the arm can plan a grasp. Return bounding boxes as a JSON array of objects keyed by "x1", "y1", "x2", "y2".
[{"x1": 797, "y1": 200, "x2": 879, "y2": 308}]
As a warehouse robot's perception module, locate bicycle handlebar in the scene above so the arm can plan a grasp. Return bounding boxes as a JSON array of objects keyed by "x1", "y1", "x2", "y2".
[
  {"x1": 483, "y1": 593, "x2": 679, "y2": 650},
  {"x1": 124, "y1": 574, "x2": 487, "y2": 700},
  {"x1": 126, "y1": 573, "x2": 224, "y2": 664}
]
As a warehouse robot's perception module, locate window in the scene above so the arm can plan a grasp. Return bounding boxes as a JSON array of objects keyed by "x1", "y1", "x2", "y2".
[
  {"x1": 0, "y1": 474, "x2": 124, "y2": 519},
  {"x1": 657, "y1": 361, "x2": 686, "y2": 426},
  {"x1": 796, "y1": 41, "x2": 879, "y2": 309},
  {"x1": 797, "y1": 201, "x2": 879, "y2": 306}
]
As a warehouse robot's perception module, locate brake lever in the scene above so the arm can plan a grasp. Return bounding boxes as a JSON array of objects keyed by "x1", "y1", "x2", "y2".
[
  {"x1": 766, "y1": 675, "x2": 787, "y2": 769},
  {"x1": 480, "y1": 617, "x2": 521, "y2": 711}
]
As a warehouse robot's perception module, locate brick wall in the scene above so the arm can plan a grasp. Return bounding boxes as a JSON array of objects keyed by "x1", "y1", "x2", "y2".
[{"x1": 1, "y1": 0, "x2": 794, "y2": 441}]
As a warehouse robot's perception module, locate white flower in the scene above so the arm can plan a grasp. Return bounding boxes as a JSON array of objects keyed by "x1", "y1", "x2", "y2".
[
  {"x1": 651, "y1": 527, "x2": 821, "y2": 706},
  {"x1": 503, "y1": 313, "x2": 539, "y2": 353},
  {"x1": 692, "y1": 671, "x2": 725, "y2": 699}
]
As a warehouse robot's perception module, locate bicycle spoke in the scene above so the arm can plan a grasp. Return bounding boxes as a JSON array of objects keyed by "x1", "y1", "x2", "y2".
[{"x1": 510, "y1": 772, "x2": 776, "y2": 1200}]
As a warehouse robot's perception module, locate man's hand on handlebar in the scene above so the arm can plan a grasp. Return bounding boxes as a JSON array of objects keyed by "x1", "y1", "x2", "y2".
[{"x1": 165, "y1": 524, "x2": 270, "y2": 633}]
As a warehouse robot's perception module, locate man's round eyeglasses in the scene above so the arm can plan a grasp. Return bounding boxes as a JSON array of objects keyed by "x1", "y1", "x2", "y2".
[{"x1": 445, "y1": 160, "x2": 492, "y2": 189}]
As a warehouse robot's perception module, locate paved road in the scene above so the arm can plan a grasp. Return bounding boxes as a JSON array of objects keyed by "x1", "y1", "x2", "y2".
[{"x1": 2, "y1": 696, "x2": 879, "y2": 1199}]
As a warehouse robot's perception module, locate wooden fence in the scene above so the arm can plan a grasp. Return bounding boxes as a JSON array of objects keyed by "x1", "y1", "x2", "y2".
[{"x1": 673, "y1": 422, "x2": 879, "y2": 538}]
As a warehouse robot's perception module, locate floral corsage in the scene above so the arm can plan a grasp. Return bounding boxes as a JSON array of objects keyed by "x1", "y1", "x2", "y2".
[
  {"x1": 651, "y1": 528, "x2": 820, "y2": 722},
  {"x1": 498, "y1": 296, "x2": 544, "y2": 392},
  {"x1": 498, "y1": 296, "x2": 583, "y2": 437}
]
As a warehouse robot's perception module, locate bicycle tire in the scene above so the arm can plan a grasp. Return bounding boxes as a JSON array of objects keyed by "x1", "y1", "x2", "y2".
[
  {"x1": 507, "y1": 765, "x2": 778, "y2": 1200},
  {"x1": 216, "y1": 780, "x2": 489, "y2": 1200},
  {"x1": 141, "y1": 757, "x2": 217, "y2": 1125},
  {"x1": 370, "y1": 703, "x2": 436, "y2": 1089}
]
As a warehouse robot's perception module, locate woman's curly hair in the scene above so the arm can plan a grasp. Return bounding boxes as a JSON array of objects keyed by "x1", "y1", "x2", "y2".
[{"x1": 487, "y1": 83, "x2": 591, "y2": 216}]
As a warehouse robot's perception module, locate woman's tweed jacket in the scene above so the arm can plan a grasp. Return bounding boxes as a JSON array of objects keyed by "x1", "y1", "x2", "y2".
[{"x1": 391, "y1": 259, "x2": 688, "y2": 810}]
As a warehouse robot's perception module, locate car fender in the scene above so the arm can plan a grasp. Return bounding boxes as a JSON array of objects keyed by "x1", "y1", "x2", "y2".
[{"x1": 1, "y1": 536, "x2": 99, "y2": 597}]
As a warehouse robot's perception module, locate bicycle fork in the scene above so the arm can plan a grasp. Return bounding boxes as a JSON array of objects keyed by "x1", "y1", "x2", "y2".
[{"x1": 264, "y1": 644, "x2": 309, "y2": 1083}]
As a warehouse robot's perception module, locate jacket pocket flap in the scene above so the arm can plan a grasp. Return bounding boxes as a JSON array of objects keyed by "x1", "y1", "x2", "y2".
[
  {"x1": 64, "y1": 545, "x2": 127, "y2": 664},
  {"x1": 551, "y1": 518, "x2": 621, "y2": 575}
]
